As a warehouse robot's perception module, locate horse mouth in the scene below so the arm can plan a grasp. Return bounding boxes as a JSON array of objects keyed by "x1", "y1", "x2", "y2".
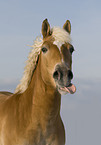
[{"x1": 58, "y1": 83, "x2": 76, "y2": 94}]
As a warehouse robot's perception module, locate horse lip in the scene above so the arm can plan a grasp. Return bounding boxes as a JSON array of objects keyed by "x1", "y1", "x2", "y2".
[{"x1": 59, "y1": 83, "x2": 76, "y2": 94}]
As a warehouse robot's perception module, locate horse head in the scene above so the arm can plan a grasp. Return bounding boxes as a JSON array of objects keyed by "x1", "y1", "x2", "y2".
[{"x1": 40, "y1": 19, "x2": 76, "y2": 95}]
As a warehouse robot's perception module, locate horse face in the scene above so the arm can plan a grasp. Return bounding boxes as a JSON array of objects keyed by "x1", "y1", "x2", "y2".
[{"x1": 41, "y1": 19, "x2": 76, "y2": 95}]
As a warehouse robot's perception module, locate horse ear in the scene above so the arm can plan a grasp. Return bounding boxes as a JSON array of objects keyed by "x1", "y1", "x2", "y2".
[
  {"x1": 42, "y1": 19, "x2": 51, "y2": 38},
  {"x1": 63, "y1": 20, "x2": 71, "y2": 34}
]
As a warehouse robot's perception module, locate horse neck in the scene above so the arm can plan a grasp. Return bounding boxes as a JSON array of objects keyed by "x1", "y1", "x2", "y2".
[{"x1": 26, "y1": 56, "x2": 61, "y2": 122}]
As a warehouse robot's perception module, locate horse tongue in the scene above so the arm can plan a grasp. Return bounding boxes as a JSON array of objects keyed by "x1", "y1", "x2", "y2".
[{"x1": 64, "y1": 83, "x2": 76, "y2": 94}]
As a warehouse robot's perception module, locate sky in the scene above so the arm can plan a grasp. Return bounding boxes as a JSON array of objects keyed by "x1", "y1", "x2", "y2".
[{"x1": 0, "y1": 0, "x2": 101, "y2": 145}]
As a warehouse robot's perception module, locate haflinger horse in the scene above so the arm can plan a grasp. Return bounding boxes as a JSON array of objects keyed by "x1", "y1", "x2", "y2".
[{"x1": 0, "y1": 19, "x2": 76, "y2": 145}]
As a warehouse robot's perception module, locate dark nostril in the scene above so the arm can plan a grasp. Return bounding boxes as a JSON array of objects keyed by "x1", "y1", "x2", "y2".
[
  {"x1": 53, "y1": 71, "x2": 59, "y2": 80},
  {"x1": 68, "y1": 70, "x2": 73, "y2": 80}
]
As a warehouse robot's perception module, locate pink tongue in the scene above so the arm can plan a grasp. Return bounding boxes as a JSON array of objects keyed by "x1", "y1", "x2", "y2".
[{"x1": 64, "y1": 84, "x2": 76, "y2": 94}]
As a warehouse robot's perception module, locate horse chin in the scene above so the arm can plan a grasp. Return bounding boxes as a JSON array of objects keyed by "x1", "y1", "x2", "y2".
[
  {"x1": 57, "y1": 83, "x2": 76, "y2": 95},
  {"x1": 58, "y1": 87, "x2": 69, "y2": 95}
]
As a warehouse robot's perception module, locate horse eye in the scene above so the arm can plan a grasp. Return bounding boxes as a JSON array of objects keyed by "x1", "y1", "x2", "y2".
[
  {"x1": 70, "y1": 46, "x2": 74, "y2": 54},
  {"x1": 41, "y1": 47, "x2": 48, "y2": 53}
]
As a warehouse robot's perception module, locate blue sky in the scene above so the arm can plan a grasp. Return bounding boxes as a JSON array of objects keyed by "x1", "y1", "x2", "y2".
[
  {"x1": 0, "y1": 0, "x2": 101, "y2": 145},
  {"x1": 0, "y1": 0, "x2": 101, "y2": 80}
]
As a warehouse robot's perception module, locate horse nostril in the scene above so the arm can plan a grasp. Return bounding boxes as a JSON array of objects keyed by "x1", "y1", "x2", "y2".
[
  {"x1": 53, "y1": 70, "x2": 60, "y2": 80},
  {"x1": 53, "y1": 71, "x2": 59, "y2": 80},
  {"x1": 68, "y1": 70, "x2": 73, "y2": 80}
]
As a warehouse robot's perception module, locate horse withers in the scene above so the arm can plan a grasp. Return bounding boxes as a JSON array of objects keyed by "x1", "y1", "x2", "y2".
[{"x1": 0, "y1": 19, "x2": 76, "y2": 145}]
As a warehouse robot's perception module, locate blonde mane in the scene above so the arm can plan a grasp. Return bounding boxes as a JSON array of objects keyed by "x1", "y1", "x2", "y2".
[
  {"x1": 15, "y1": 27, "x2": 71, "y2": 93},
  {"x1": 15, "y1": 37, "x2": 43, "y2": 93}
]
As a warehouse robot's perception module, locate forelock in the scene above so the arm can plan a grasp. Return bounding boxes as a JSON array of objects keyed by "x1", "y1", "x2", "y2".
[{"x1": 52, "y1": 27, "x2": 71, "y2": 49}]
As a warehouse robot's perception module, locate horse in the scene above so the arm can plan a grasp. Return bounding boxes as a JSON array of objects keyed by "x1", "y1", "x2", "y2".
[{"x1": 0, "y1": 19, "x2": 76, "y2": 145}]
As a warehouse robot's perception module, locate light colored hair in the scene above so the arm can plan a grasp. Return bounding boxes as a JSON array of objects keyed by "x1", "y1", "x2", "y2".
[{"x1": 15, "y1": 27, "x2": 71, "y2": 93}]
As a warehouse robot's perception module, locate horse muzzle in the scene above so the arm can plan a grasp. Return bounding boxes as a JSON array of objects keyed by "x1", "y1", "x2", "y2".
[{"x1": 53, "y1": 64, "x2": 76, "y2": 95}]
